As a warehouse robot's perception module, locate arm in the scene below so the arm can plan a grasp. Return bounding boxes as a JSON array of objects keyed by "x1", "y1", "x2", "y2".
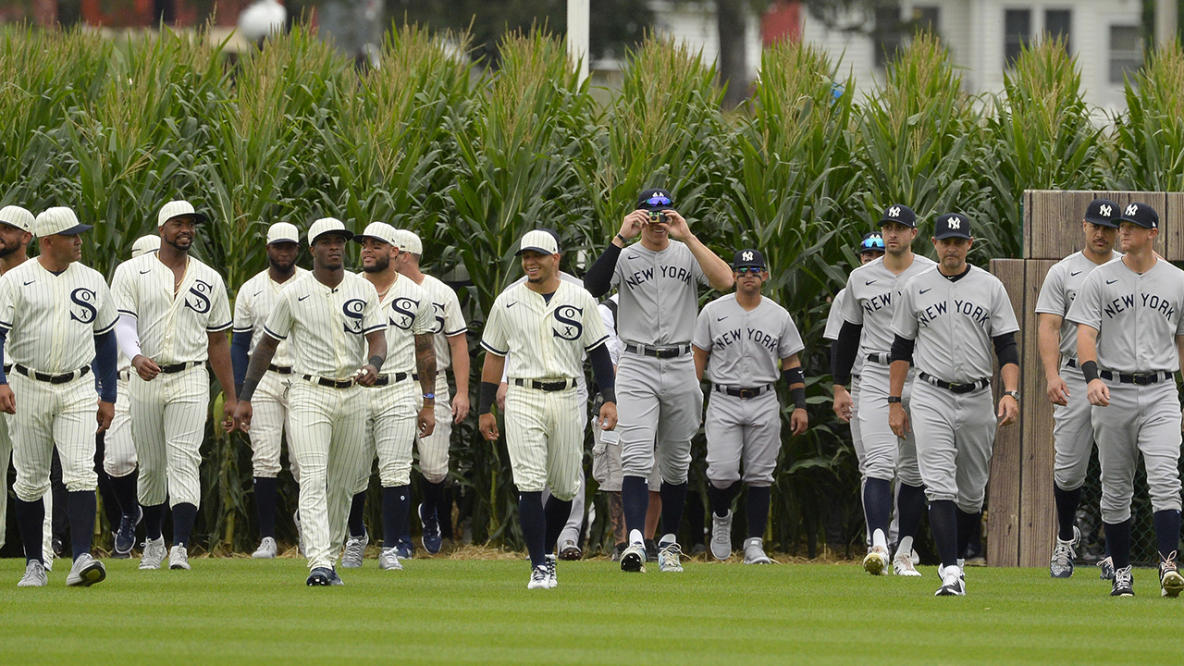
[
  {"x1": 231, "y1": 330, "x2": 252, "y2": 394},
  {"x1": 1037, "y1": 313, "x2": 1068, "y2": 406},
  {"x1": 663, "y1": 210, "x2": 733, "y2": 292},
  {"x1": 92, "y1": 330, "x2": 118, "y2": 432},
  {"x1": 993, "y1": 331, "x2": 1020, "y2": 425},
  {"x1": 207, "y1": 330, "x2": 238, "y2": 432},
  {"x1": 1076, "y1": 323, "x2": 1109, "y2": 407},
  {"x1": 830, "y1": 321, "x2": 863, "y2": 422},
  {"x1": 414, "y1": 333, "x2": 437, "y2": 437},
  {"x1": 447, "y1": 333, "x2": 470, "y2": 423},
  {"x1": 359, "y1": 329, "x2": 387, "y2": 387},
  {"x1": 232, "y1": 332, "x2": 279, "y2": 431},
  {"x1": 478, "y1": 353, "x2": 507, "y2": 442},
  {"x1": 888, "y1": 334, "x2": 915, "y2": 437},
  {"x1": 782, "y1": 355, "x2": 808, "y2": 436},
  {"x1": 585, "y1": 210, "x2": 647, "y2": 297},
  {"x1": 588, "y1": 343, "x2": 618, "y2": 431},
  {"x1": 692, "y1": 345, "x2": 709, "y2": 382},
  {"x1": 117, "y1": 312, "x2": 159, "y2": 381},
  {"x1": 0, "y1": 328, "x2": 12, "y2": 414}
]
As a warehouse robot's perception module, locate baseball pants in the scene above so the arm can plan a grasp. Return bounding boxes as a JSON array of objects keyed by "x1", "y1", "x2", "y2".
[
  {"x1": 592, "y1": 430, "x2": 662, "y2": 491},
  {"x1": 130, "y1": 364, "x2": 209, "y2": 508},
  {"x1": 288, "y1": 380, "x2": 368, "y2": 571},
  {"x1": 849, "y1": 375, "x2": 862, "y2": 459},
  {"x1": 544, "y1": 403, "x2": 590, "y2": 545},
  {"x1": 9, "y1": 371, "x2": 98, "y2": 500},
  {"x1": 102, "y1": 375, "x2": 136, "y2": 478},
  {"x1": 910, "y1": 380, "x2": 996, "y2": 513},
  {"x1": 357, "y1": 376, "x2": 418, "y2": 491},
  {"x1": 0, "y1": 411, "x2": 54, "y2": 560},
  {"x1": 1092, "y1": 379, "x2": 1182, "y2": 524},
  {"x1": 414, "y1": 376, "x2": 452, "y2": 484},
  {"x1": 705, "y1": 390, "x2": 780, "y2": 488},
  {"x1": 1052, "y1": 364, "x2": 1094, "y2": 491},
  {"x1": 616, "y1": 353, "x2": 703, "y2": 484},
  {"x1": 856, "y1": 363, "x2": 922, "y2": 487},
  {"x1": 504, "y1": 384, "x2": 582, "y2": 499},
  {"x1": 247, "y1": 370, "x2": 297, "y2": 480}
]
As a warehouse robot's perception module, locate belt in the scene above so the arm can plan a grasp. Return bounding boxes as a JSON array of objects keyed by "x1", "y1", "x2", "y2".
[
  {"x1": 918, "y1": 372, "x2": 989, "y2": 394},
  {"x1": 302, "y1": 374, "x2": 355, "y2": 389},
  {"x1": 2, "y1": 364, "x2": 9, "y2": 374},
  {"x1": 1099, "y1": 370, "x2": 1174, "y2": 385},
  {"x1": 512, "y1": 378, "x2": 574, "y2": 392},
  {"x1": 714, "y1": 384, "x2": 773, "y2": 399},
  {"x1": 373, "y1": 372, "x2": 416, "y2": 387},
  {"x1": 159, "y1": 361, "x2": 201, "y2": 374},
  {"x1": 1066, "y1": 358, "x2": 1077, "y2": 368},
  {"x1": 267, "y1": 364, "x2": 293, "y2": 375},
  {"x1": 14, "y1": 364, "x2": 90, "y2": 384},
  {"x1": 624, "y1": 343, "x2": 691, "y2": 359},
  {"x1": 865, "y1": 352, "x2": 891, "y2": 365}
]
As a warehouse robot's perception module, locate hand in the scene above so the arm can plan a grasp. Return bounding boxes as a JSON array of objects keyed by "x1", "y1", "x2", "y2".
[
  {"x1": 997, "y1": 394, "x2": 1019, "y2": 426},
  {"x1": 222, "y1": 398, "x2": 237, "y2": 432},
  {"x1": 132, "y1": 354, "x2": 160, "y2": 381},
  {"x1": 1086, "y1": 378, "x2": 1110, "y2": 406},
  {"x1": 355, "y1": 364, "x2": 379, "y2": 387},
  {"x1": 661, "y1": 210, "x2": 691, "y2": 240},
  {"x1": 418, "y1": 404, "x2": 436, "y2": 437},
  {"x1": 452, "y1": 391, "x2": 470, "y2": 424},
  {"x1": 96, "y1": 400, "x2": 114, "y2": 433},
  {"x1": 832, "y1": 385, "x2": 853, "y2": 423},
  {"x1": 233, "y1": 400, "x2": 254, "y2": 432},
  {"x1": 790, "y1": 408, "x2": 808, "y2": 436},
  {"x1": 1045, "y1": 374, "x2": 1069, "y2": 406},
  {"x1": 598, "y1": 401, "x2": 618, "y2": 430},
  {"x1": 618, "y1": 211, "x2": 647, "y2": 242},
  {"x1": 889, "y1": 402, "x2": 910, "y2": 437},
  {"x1": 496, "y1": 382, "x2": 508, "y2": 410},
  {"x1": 0, "y1": 384, "x2": 14, "y2": 414},
  {"x1": 479, "y1": 412, "x2": 499, "y2": 442}
]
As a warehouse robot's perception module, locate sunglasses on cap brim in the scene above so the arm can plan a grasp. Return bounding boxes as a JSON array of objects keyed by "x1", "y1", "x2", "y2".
[{"x1": 644, "y1": 195, "x2": 672, "y2": 208}]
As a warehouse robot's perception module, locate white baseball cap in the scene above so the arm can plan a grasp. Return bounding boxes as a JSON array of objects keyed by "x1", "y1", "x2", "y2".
[
  {"x1": 397, "y1": 229, "x2": 423, "y2": 255},
  {"x1": 35, "y1": 207, "x2": 92, "y2": 237},
  {"x1": 131, "y1": 234, "x2": 161, "y2": 257},
  {"x1": 157, "y1": 200, "x2": 208, "y2": 227},
  {"x1": 516, "y1": 229, "x2": 559, "y2": 256},
  {"x1": 266, "y1": 222, "x2": 300, "y2": 245},
  {"x1": 307, "y1": 217, "x2": 353, "y2": 245},
  {"x1": 0, "y1": 205, "x2": 34, "y2": 232},
  {"x1": 354, "y1": 221, "x2": 399, "y2": 247}
]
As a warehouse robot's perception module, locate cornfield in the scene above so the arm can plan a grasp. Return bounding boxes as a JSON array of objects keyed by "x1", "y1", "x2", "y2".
[{"x1": 1, "y1": 24, "x2": 1178, "y2": 558}]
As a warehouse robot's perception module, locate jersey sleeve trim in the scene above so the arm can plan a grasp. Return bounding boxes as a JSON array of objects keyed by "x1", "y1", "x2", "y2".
[
  {"x1": 206, "y1": 320, "x2": 233, "y2": 332},
  {"x1": 361, "y1": 323, "x2": 384, "y2": 334},
  {"x1": 262, "y1": 325, "x2": 288, "y2": 341},
  {"x1": 117, "y1": 308, "x2": 138, "y2": 319},
  {"x1": 583, "y1": 334, "x2": 609, "y2": 352},
  {"x1": 480, "y1": 340, "x2": 507, "y2": 356},
  {"x1": 94, "y1": 317, "x2": 118, "y2": 336},
  {"x1": 232, "y1": 325, "x2": 254, "y2": 334},
  {"x1": 444, "y1": 327, "x2": 467, "y2": 337}
]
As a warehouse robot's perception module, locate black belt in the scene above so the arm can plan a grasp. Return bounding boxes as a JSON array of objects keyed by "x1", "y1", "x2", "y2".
[
  {"x1": 1099, "y1": 370, "x2": 1174, "y2": 385},
  {"x1": 714, "y1": 384, "x2": 773, "y2": 399},
  {"x1": 512, "y1": 378, "x2": 574, "y2": 392},
  {"x1": 2, "y1": 364, "x2": 9, "y2": 374},
  {"x1": 373, "y1": 372, "x2": 416, "y2": 387},
  {"x1": 865, "y1": 352, "x2": 891, "y2": 365},
  {"x1": 1066, "y1": 358, "x2": 1077, "y2": 368},
  {"x1": 918, "y1": 372, "x2": 988, "y2": 394},
  {"x1": 268, "y1": 364, "x2": 293, "y2": 375},
  {"x1": 624, "y1": 343, "x2": 691, "y2": 359},
  {"x1": 302, "y1": 374, "x2": 355, "y2": 389},
  {"x1": 14, "y1": 364, "x2": 90, "y2": 384},
  {"x1": 159, "y1": 361, "x2": 201, "y2": 374}
]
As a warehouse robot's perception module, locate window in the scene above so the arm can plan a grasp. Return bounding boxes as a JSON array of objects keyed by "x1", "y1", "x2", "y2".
[
  {"x1": 1045, "y1": 9, "x2": 1071, "y2": 53},
  {"x1": 1004, "y1": 9, "x2": 1031, "y2": 68},
  {"x1": 873, "y1": 4, "x2": 903, "y2": 69},
  {"x1": 1109, "y1": 25, "x2": 1142, "y2": 84}
]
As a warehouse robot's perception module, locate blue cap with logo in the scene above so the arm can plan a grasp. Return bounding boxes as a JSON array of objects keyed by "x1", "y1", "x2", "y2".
[{"x1": 933, "y1": 213, "x2": 972, "y2": 240}]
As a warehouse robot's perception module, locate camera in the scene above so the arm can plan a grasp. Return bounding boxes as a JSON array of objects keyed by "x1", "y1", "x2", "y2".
[{"x1": 647, "y1": 210, "x2": 665, "y2": 223}]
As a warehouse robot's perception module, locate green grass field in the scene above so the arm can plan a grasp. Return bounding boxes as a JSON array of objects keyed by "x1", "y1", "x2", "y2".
[{"x1": 0, "y1": 555, "x2": 1177, "y2": 664}]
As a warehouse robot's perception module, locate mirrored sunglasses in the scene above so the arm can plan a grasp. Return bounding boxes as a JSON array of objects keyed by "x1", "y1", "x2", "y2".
[{"x1": 644, "y1": 195, "x2": 672, "y2": 207}]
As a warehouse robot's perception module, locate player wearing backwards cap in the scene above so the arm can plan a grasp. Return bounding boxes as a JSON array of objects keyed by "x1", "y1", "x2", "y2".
[
  {"x1": 833, "y1": 206, "x2": 936, "y2": 577},
  {"x1": 0, "y1": 206, "x2": 119, "y2": 587},
  {"x1": 479, "y1": 230, "x2": 617, "y2": 589},
  {"x1": 1035, "y1": 199, "x2": 1120, "y2": 579},
  {"x1": 111, "y1": 200, "x2": 237, "y2": 571},
  {"x1": 889, "y1": 213, "x2": 1020, "y2": 596},
  {"x1": 583, "y1": 188, "x2": 733, "y2": 573},
  {"x1": 231, "y1": 222, "x2": 307, "y2": 559},
  {"x1": 1068, "y1": 202, "x2": 1184, "y2": 598},
  {"x1": 234, "y1": 218, "x2": 386, "y2": 586},
  {"x1": 694, "y1": 248, "x2": 807, "y2": 564}
]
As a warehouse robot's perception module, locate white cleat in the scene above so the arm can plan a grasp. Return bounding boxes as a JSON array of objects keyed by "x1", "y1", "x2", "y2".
[
  {"x1": 935, "y1": 564, "x2": 966, "y2": 596},
  {"x1": 892, "y1": 549, "x2": 922, "y2": 577},
  {"x1": 742, "y1": 537, "x2": 774, "y2": 565},
  {"x1": 139, "y1": 537, "x2": 167, "y2": 570},
  {"x1": 66, "y1": 553, "x2": 106, "y2": 587},
  {"x1": 17, "y1": 560, "x2": 48, "y2": 587},
  {"x1": 658, "y1": 540, "x2": 684, "y2": 573},
  {"x1": 863, "y1": 545, "x2": 889, "y2": 575},
  {"x1": 710, "y1": 510, "x2": 733, "y2": 561},
  {"x1": 168, "y1": 545, "x2": 191, "y2": 570},
  {"x1": 545, "y1": 554, "x2": 558, "y2": 588},
  {"x1": 527, "y1": 565, "x2": 550, "y2": 590},
  {"x1": 620, "y1": 542, "x2": 646, "y2": 573},
  {"x1": 340, "y1": 532, "x2": 368, "y2": 569},
  {"x1": 378, "y1": 547, "x2": 404, "y2": 571},
  {"x1": 252, "y1": 537, "x2": 277, "y2": 559}
]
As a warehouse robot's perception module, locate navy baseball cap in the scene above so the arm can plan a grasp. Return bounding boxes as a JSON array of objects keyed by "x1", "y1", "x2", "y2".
[
  {"x1": 1083, "y1": 199, "x2": 1119, "y2": 228},
  {"x1": 933, "y1": 213, "x2": 972, "y2": 240},
  {"x1": 732, "y1": 248, "x2": 766, "y2": 270},
  {"x1": 637, "y1": 188, "x2": 673, "y2": 211},
  {"x1": 1116, "y1": 201, "x2": 1158, "y2": 229},
  {"x1": 878, "y1": 204, "x2": 916, "y2": 228},
  {"x1": 858, "y1": 232, "x2": 886, "y2": 254}
]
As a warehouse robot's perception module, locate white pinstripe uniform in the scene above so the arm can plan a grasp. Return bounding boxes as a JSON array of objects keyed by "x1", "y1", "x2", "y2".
[
  {"x1": 481, "y1": 280, "x2": 608, "y2": 498},
  {"x1": 264, "y1": 270, "x2": 383, "y2": 571},
  {"x1": 233, "y1": 265, "x2": 309, "y2": 480},
  {"x1": 409, "y1": 273, "x2": 466, "y2": 484},
  {"x1": 110, "y1": 252, "x2": 232, "y2": 509}
]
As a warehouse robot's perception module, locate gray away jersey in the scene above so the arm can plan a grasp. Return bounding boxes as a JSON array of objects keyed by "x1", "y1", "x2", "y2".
[
  {"x1": 892, "y1": 265, "x2": 1020, "y2": 383},
  {"x1": 824, "y1": 288, "x2": 863, "y2": 376},
  {"x1": 693, "y1": 294, "x2": 803, "y2": 386},
  {"x1": 1034, "y1": 250, "x2": 1120, "y2": 361},
  {"x1": 1066, "y1": 257, "x2": 1184, "y2": 373},
  {"x1": 611, "y1": 240, "x2": 709, "y2": 346},
  {"x1": 842, "y1": 255, "x2": 937, "y2": 354}
]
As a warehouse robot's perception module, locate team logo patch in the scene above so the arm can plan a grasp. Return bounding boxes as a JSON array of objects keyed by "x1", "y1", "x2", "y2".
[
  {"x1": 431, "y1": 302, "x2": 446, "y2": 335},
  {"x1": 69, "y1": 287, "x2": 98, "y2": 324},
  {"x1": 342, "y1": 298, "x2": 366, "y2": 333},
  {"x1": 388, "y1": 296, "x2": 419, "y2": 330},
  {"x1": 887, "y1": 206, "x2": 901, "y2": 218},
  {"x1": 1098, "y1": 204, "x2": 1112, "y2": 218},
  {"x1": 742, "y1": 251, "x2": 754, "y2": 261},
  {"x1": 946, "y1": 216, "x2": 960, "y2": 229},
  {"x1": 552, "y1": 305, "x2": 584, "y2": 340},
  {"x1": 184, "y1": 279, "x2": 213, "y2": 314},
  {"x1": 1125, "y1": 204, "x2": 1138, "y2": 216}
]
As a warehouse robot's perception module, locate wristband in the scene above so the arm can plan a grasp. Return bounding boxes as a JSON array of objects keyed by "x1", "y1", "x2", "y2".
[
  {"x1": 600, "y1": 387, "x2": 616, "y2": 404},
  {"x1": 790, "y1": 386, "x2": 806, "y2": 410},
  {"x1": 887, "y1": 396, "x2": 902, "y2": 404},
  {"x1": 615, "y1": 233, "x2": 627, "y2": 244},
  {"x1": 1081, "y1": 360, "x2": 1099, "y2": 383},
  {"x1": 368, "y1": 355, "x2": 385, "y2": 372},
  {"x1": 782, "y1": 366, "x2": 805, "y2": 385},
  {"x1": 478, "y1": 381, "x2": 498, "y2": 414}
]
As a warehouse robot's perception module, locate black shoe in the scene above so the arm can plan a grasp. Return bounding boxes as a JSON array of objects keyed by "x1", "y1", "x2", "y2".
[
  {"x1": 307, "y1": 567, "x2": 334, "y2": 586},
  {"x1": 1110, "y1": 565, "x2": 1134, "y2": 597},
  {"x1": 114, "y1": 506, "x2": 142, "y2": 556}
]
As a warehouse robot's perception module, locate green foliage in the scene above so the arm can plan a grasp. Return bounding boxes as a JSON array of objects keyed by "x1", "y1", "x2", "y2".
[{"x1": 1113, "y1": 42, "x2": 1184, "y2": 190}]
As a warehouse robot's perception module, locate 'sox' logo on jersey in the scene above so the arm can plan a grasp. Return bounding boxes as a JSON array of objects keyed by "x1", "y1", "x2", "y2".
[
  {"x1": 184, "y1": 279, "x2": 212, "y2": 314},
  {"x1": 342, "y1": 298, "x2": 366, "y2": 333},
  {"x1": 69, "y1": 288, "x2": 98, "y2": 324},
  {"x1": 552, "y1": 305, "x2": 584, "y2": 340},
  {"x1": 430, "y1": 302, "x2": 446, "y2": 335},
  {"x1": 389, "y1": 297, "x2": 419, "y2": 330},
  {"x1": 1099, "y1": 204, "x2": 1112, "y2": 218}
]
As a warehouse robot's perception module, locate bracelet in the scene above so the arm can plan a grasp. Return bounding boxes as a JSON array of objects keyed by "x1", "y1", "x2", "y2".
[
  {"x1": 887, "y1": 396, "x2": 902, "y2": 404},
  {"x1": 615, "y1": 233, "x2": 627, "y2": 244},
  {"x1": 423, "y1": 392, "x2": 435, "y2": 400}
]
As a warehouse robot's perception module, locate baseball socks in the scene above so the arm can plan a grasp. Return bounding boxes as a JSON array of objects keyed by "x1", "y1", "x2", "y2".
[
  {"x1": 1153, "y1": 509, "x2": 1182, "y2": 559},
  {"x1": 928, "y1": 500, "x2": 960, "y2": 568},
  {"x1": 15, "y1": 496, "x2": 46, "y2": 564},
  {"x1": 142, "y1": 503, "x2": 167, "y2": 540},
  {"x1": 543, "y1": 495, "x2": 573, "y2": 553},
  {"x1": 348, "y1": 491, "x2": 367, "y2": 538},
  {"x1": 66, "y1": 491, "x2": 97, "y2": 559},
  {"x1": 422, "y1": 479, "x2": 445, "y2": 522},
  {"x1": 1053, "y1": 485, "x2": 1083, "y2": 542},
  {"x1": 172, "y1": 503, "x2": 197, "y2": 547},
  {"x1": 895, "y1": 483, "x2": 926, "y2": 545},
  {"x1": 381, "y1": 486, "x2": 411, "y2": 550},
  {"x1": 254, "y1": 477, "x2": 278, "y2": 540},
  {"x1": 707, "y1": 481, "x2": 740, "y2": 518},
  {"x1": 107, "y1": 470, "x2": 140, "y2": 520},
  {"x1": 1103, "y1": 518, "x2": 1133, "y2": 569},
  {"x1": 956, "y1": 508, "x2": 981, "y2": 560},
  {"x1": 518, "y1": 491, "x2": 547, "y2": 568},
  {"x1": 863, "y1": 477, "x2": 892, "y2": 541},
  {"x1": 621, "y1": 476, "x2": 649, "y2": 542},
  {"x1": 659, "y1": 481, "x2": 688, "y2": 543},
  {"x1": 746, "y1": 485, "x2": 771, "y2": 539}
]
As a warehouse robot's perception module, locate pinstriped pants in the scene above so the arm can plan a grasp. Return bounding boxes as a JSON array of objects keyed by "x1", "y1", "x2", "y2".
[
  {"x1": 414, "y1": 376, "x2": 452, "y2": 484},
  {"x1": 357, "y1": 376, "x2": 418, "y2": 490},
  {"x1": 0, "y1": 410, "x2": 55, "y2": 561},
  {"x1": 504, "y1": 384, "x2": 582, "y2": 499},
  {"x1": 9, "y1": 372, "x2": 97, "y2": 499},
  {"x1": 130, "y1": 365, "x2": 209, "y2": 508},
  {"x1": 103, "y1": 375, "x2": 136, "y2": 478},
  {"x1": 247, "y1": 370, "x2": 296, "y2": 479}
]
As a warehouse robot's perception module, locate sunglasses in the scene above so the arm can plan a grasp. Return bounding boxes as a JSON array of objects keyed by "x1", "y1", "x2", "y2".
[
  {"x1": 735, "y1": 266, "x2": 763, "y2": 273},
  {"x1": 644, "y1": 195, "x2": 672, "y2": 207},
  {"x1": 861, "y1": 237, "x2": 885, "y2": 250}
]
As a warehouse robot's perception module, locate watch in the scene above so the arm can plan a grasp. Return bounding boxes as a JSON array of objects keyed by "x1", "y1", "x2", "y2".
[
  {"x1": 423, "y1": 392, "x2": 436, "y2": 400},
  {"x1": 887, "y1": 396, "x2": 902, "y2": 404},
  {"x1": 1003, "y1": 390, "x2": 1020, "y2": 401}
]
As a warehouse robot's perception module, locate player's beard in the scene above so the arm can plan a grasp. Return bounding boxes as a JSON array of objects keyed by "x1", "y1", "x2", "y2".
[
  {"x1": 0, "y1": 242, "x2": 19, "y2": 259},
  {"x1": 362, "y1": 255, "x2": 390, "y2": 273},
  {"x1": 269, "y1": 257, "x2": 296, "y2": 275}
]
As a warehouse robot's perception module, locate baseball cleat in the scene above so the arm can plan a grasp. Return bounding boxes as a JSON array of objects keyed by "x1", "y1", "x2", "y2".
[
  {"x1": 863, "y1": 546, "x2": 889, "y2": 575},
  {"x1": 527, "y1": 565, "x2": 550, "y2": 590},
  {"x1": 114, "y1": 505, "x2": 142, "y2": 557},
  {"x1": 742, "y1": 537, "x2": 773, "y2": 565},
  {"x1": 110, "y1": 532, "x2": 129, "y2": 559},
  {"x1": 394, "y1": 537, "x2": 414, "y2": 560},
  {"x1": 419, "y1": 503, "x2": 443, "y2": 555},
  {"x1": 892, "y1": 549, "x2": 922, "y2": 577},
  {"x1": 306, "y1": 567, "x2": 335, "y2": 586},
  {"x1": 558, "y1": 539, "x2": 581, "y2": 561},
  {"x1": 1111, "y1": 565, "x2": 1134, "y2": 597},
  {"x1": 545, "y1": 554, "x2": 558, "y2": 588},
  {"x1": 1049, "y1": 526, "x2": 1080, "y2": 578},
  {"x1": 1159, "y1": 552, "x2": 1184, "y2": 598},
  {"x1": 1098, "y1": 556, "x2": 1115, "y2": 580},
  {"x1": 620, "y1": 542, "x2": 646, "y2": 572},
  {"x1": 657, "y1": 539, "x2": 683, "y2": 572},
  {"x1": 710, "y1": 510, "x2": 733, "y2": 561},
  {"x1": 169, "y1": 545, "x2": 191, "y2": 570},
  {"x1": 341, "y1": 531, "x2": 368, "y2": 568},
  {"x1": 66, "y1": 553, "x2": 106, "y2": 587},
  {"x1": 17, "y1": 560, "x2": 48, "y2": 587},
  {"x1": 252, "y1": 537, "x2": 278, "y2": 559},
  {"x1": 139, "y1": 537, "x2": 167, "y2": 570},
  {"x1": 934, "y1": 565, "x2": 966, "y2": 596},
  {"x1": 378, "y1": 547, "x2": 404, "y2": 571}
]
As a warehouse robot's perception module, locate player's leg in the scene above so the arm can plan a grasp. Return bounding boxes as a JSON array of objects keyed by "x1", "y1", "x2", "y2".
[
  {"x1": 704, "y1": 391, "x2": 742, "y2": 561},
  {"x1": 855, "y1": 364, "x2": 899, "y2": 571},
  {"x1": 1092, "y1": 384, "x2": 1139, "y2": 594},
  {"x1": 540, "y1": 390, "x2": 583, "y2": 586},
  {"x1": 893, "y1": 375, "x2": 925, "y2": 575},
  {"x1": 503, "y1": 385, "x2": 550, "y2": 580},
  {"x1": 951, "y1": 387, "x2": 997, "y2": 569},
  {"x1": 909, "y1": 381, "x2": 962, "y2": 594},
  {"x1": 9, "y1": 374, "x2": 55, "y2": 585},
  {"x1": 552, "y1": 391, "x2": 588, "y2": 559},
  {"x1": 287, "y1": 382, "x2": 335, "y2": 575},
  {"x1": 373, "y1": 382, "x2": 418, "y2": 568},
  {"x1": 161, "y1": 367, "x2": 209, "y2": 568},
  {"x1": 248, "y1": 372, "x2": 286, "y2": 558},
  {"x1": 739, "y1": 392, "x2": 779, "y2": 565},
  {"x1": 414, "y1": 377, "x2": 452, "y2": 554},
  {"x1": 1049, "y1": 366, "x2": 1092, "y2": 576},
  {"x1": 0, "y1": 413, "x2": 12, "y2": 553},
  {"x1": 342, "y1": 393, "x2": 377, "y2": 567},
  {"x1": 129, "y1": 373, "x2": 168, "y2": 559},
  {"x1": 53, "y1": 378, "x2": 106, "y2": 585},
  {"x1": 104, "y1": 376, "x2": 141, "y2": 557},
  {"x1": 615, "y1": 355, "x2": 661, "y2": 564},
  {"x1": 327, "y1": 386, "x2": 368, "y2": 580},
  {"x1": 653, "y1": 355, "x2": 703, "y2": 567},
  {"x1": 1136, "y1": 382, "x2": 1184, "y2": 596},
  {"x1": 591, "y1": 411, "x2": 626, "y2": 557}
]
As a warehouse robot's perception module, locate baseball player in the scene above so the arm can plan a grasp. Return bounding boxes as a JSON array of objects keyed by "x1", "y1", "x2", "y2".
[
  {"x1": 478, "y1": 229, "x2": 616, "y2": 589},
  {"x1": 1035, "y1": 199, "x2": 1120, "y2": 578},
  {"x1": 584, "y1": 188, "x2": 733, "y2": 573},
  {"x1": 343, "y1": 222, "x2": 435, "y2": 572},
  {"x1": 888, "y1": 213, "x2": 1020, "y2": 596},
  {"x1": 0, "y1": 206, "x2": 119, "y2": 587},
  {"x1": 234, "y1": 217, "x2": 386, "y2": 586},
  {"x1": 694, "y1": 248, "x2": 807, "y2": 564},
  {"x1": 833, "y1": 206, "x2": 936, "y2": 577},
  {"x1": 231, "y1": 222, "x2": 306, "y2": 559},
  {"x1": 1067, "y1": 202, "x2": 1184, "y2": 598},
  {"x1": 111, "y1": 200, "x2": 237, "y2": 571},
  {"x1": 391, "y1": 229, "x2": 469, "y2": 555}
]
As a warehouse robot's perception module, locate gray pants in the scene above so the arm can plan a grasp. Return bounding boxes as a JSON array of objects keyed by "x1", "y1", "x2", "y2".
[
  {"x1": 1092, "y1": 379, "x2": 1182, "y2": 524},
  {"x1": 910, "y1": 380, "x2": 995, "y2": 513},
  {"x1": 1053, "y1": 364, "x2": 1095, "y2": 491},
  {"x1": 704, "y1": 389, "x2": 780, "y2": 488},
  {"x1": 617, "y1": 352, "x2": 703, "y2": 484},
  {"x1": 856, "y1": 362, "x2": 922, "y2": 487}
]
